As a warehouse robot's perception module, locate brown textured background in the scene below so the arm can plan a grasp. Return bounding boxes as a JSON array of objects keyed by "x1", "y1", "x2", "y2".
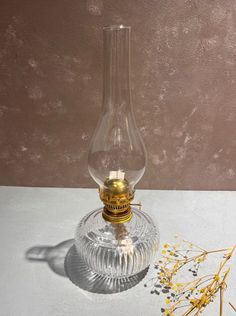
[{"x1": 0, "y1": 0, "x2": 236, "y2": 189}]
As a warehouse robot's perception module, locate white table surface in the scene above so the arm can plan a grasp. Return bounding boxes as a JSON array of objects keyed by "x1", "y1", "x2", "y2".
[{"x1": 0, "y1": 186, "x2": 236, "y2": 316}]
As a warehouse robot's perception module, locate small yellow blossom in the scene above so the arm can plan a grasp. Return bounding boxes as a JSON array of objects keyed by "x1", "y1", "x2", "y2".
[
  {"x1": 214, "y1": 275, "x2": 220, "y2": 281},
  {"x1": 190, "y1": 299, "x2": 197, "y2": 305},
  {"x1": 176, "y1": 283, "x2": 182, "y2": 287}
]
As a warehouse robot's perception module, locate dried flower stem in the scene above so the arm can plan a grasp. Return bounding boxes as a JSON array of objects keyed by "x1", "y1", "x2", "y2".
[
  {"x1": 169, "y1": 248, "x2": 230, "y2": 265},
  {"x1": 220, "y1": 286, "x2": 224, "y2": 316}
]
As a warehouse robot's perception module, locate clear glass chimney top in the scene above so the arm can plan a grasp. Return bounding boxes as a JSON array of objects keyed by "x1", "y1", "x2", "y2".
[{"x1": 88, "y1": 25, "x2": 147, "y2": 190}]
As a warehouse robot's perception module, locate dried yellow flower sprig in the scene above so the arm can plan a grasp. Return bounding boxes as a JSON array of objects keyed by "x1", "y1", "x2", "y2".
[{"x1": 144, "y1": 238, "x2": 236, "y2": 316}]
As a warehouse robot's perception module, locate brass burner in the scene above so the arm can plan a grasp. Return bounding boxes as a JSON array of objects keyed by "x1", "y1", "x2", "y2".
[{"x1": 100, "y1": 178, "x2": 134, "y2": 223}]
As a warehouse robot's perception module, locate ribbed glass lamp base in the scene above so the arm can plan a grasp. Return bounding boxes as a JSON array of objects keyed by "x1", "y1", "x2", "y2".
[
  {"x1": 65, "y1": 245, "x2": 149, "y2": 294},
  {"x1": 66, "y1": 207, "x2": 159, "y2": 293}
]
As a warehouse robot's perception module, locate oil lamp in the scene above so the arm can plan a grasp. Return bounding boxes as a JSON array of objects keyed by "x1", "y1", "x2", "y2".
[{"x1": 67, "y1": 25, "x2": 159, "y2": 293}]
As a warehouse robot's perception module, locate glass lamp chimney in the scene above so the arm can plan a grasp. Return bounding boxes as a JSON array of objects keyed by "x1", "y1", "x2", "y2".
[{"x1": 88, "y1": 25, "x2": 146, "y2": 191}]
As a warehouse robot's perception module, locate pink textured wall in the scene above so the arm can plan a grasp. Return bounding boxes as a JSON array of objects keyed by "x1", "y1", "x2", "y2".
[{"x1": 0, "y1": 0, "x2": 235, "y2": 189}]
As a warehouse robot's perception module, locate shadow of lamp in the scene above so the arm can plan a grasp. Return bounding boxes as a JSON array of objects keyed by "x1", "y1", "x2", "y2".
[{"x1": 25, "y1": 239, "x2": 74, "y2": 277}]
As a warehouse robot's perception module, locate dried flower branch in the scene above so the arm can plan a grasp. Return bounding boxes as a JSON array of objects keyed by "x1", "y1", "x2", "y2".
[{"x1": 144, "y1": 238, "x2": 235, "y2": 316}]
